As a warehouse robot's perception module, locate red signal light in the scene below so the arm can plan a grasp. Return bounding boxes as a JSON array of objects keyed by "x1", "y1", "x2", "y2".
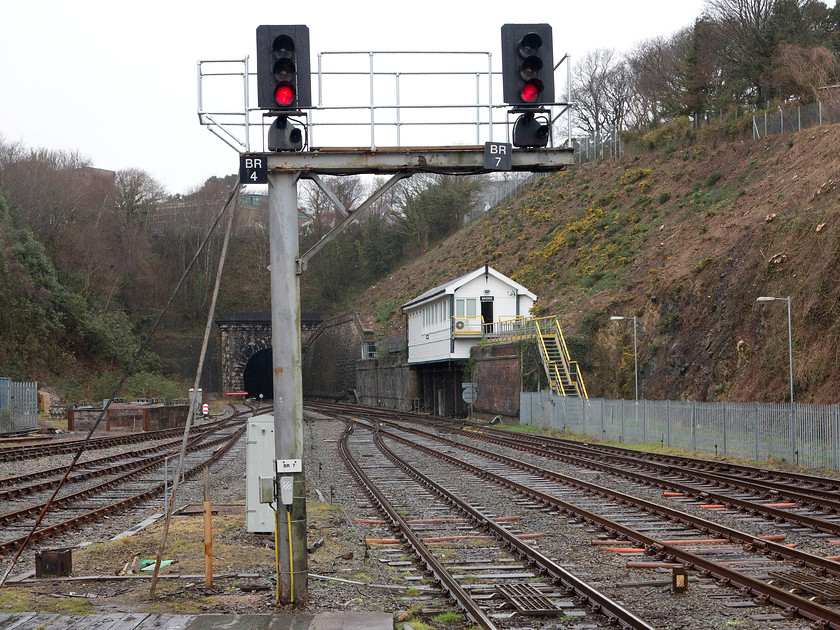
[
  {"x1": 274, "y1": 85, "x2": 295, "y2": 106},
  {"x1": 520, "y1": 82, "x2": 540, "y2": 102},
  {"x1": 502, "y1": 24, "x2": 555, "y2": 106}
]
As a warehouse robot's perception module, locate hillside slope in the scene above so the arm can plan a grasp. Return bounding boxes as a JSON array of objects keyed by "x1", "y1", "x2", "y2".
[{"x1": 353, "y1": 124, "x2": 840, "y2": 404}]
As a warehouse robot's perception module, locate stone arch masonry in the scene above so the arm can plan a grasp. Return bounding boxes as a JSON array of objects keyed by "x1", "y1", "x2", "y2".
[
  {"x1": 302, "y1": 311, "x2": 374, "y2": 400},
  {"x1": 216, "y1": 312, "x2": 321, "y2": 395}
]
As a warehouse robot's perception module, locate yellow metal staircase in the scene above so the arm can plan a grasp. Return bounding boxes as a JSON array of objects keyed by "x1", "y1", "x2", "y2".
[
  {"x1": 483, "y1": 315, "x2": 588, "y2": 398},
  {"x1": 535, "y1": 317, "x2": 588, "y2": 398}
]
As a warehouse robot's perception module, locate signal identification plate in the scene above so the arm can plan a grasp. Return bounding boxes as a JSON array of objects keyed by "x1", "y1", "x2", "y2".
[
  {"x1": 240, "y1": 153, "x2": 268, "y2": 184},
  {"x1": 484, "y1": 142, "x2": 512, "y2": 171},
  {"x1": 276, "y1": 459, "x2": 302, "y2": 473}
]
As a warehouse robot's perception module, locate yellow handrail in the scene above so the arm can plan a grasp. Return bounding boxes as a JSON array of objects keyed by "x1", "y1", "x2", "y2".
[
  {"x1": 479, "y1": 314, "x2": 588, "y2": 399},
  {"x1": 553, "y1": 317, "x2": 588, "y2": 399},
  {"x1": 534, "y1": 326, "x2": 567, "y2": 397}
]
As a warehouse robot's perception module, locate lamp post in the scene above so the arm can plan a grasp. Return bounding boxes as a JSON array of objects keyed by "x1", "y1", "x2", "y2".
[
  {"x1": 610, "y1": 315, "x2": 638, "y2": 402},
  {"x1": 756, "y1": 295, "x2": 795, "y2": 461},
  {"x1": 755, "y1": 296, "x2": 793, "y2": 405}
]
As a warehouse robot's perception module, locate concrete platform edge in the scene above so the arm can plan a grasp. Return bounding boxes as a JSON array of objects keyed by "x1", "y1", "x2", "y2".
[{"x1": 308, "y1": 611, "x2": 394, "y2": 629}]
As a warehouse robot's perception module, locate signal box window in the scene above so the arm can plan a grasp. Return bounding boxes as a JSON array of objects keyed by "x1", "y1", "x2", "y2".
[{"x1": 455, "y1": 298, "x2": 477, "y2": 318}]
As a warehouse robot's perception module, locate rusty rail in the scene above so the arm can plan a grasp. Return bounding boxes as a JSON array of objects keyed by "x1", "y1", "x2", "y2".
[{"x1": 0, "y1": 426, "x2": 245, "y2": 556}]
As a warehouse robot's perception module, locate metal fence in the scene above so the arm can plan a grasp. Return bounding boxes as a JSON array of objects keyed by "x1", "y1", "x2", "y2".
[
  {"x1": 753, "y1": 100, "x2": 840, "y2": 139},
  {"x1": 0, "y1": 378, "x2": 38, "y2": 434},
  {"x1": 572, "y1": 99, "x2": 840, "y2": 163},
  {"x1": 520, "y1": 392, "x2": 840, "y2": 471},
  {"x1": 571, "y1": 128, "x2": 621, "y2": 163}
]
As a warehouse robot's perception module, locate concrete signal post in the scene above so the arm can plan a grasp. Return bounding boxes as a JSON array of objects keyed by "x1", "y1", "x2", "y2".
[{"x1": 268, "y1": 171, "x2": 307, "y2": 604}]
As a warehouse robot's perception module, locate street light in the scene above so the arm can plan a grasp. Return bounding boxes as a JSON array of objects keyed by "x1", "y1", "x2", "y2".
[
  {"x1": 610, "y1": 315, "x2": 638, "y2": 401},
  {"x1": 755, "y1": 296, "x2": 793, "y2": 405}
]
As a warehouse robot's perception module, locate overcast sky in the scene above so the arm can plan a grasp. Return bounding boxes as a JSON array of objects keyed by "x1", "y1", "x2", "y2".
[{"x1": 1, "y1": 0, "x2": 706, "y2": 195}]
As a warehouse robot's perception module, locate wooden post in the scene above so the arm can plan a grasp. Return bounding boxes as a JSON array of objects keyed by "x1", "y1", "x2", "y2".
[{"x1": 203, "y1": 467, "x2": 213, "y2": 588}]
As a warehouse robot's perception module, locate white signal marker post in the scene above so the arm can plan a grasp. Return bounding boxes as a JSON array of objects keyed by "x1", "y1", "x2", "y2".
[{"x1": 268, "y1": 171, "x2": 307, "y2": 605}]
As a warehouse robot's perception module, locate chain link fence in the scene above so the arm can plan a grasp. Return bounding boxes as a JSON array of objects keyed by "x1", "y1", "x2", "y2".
[{"x1": 569, "y1": 98, "x2": 840, "y2": 164}]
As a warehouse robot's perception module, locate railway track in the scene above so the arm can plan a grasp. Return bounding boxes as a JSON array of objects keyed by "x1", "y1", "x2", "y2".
[
  {"x1": 312, "y1": 402, "x2": 840, "y2": 537},
  {"x1": 462, "y1": 423, "x2": 840, "y2": 512},
  {"x1": 340, "y1": 418, "x2": 654, "y2": 630},
  {"x1": 311, "y1": 402, "x2": 840, "y2": 628},
  {"x1": 0, "y1": 423, "x2": 245, "y2": 557},
  {"x1": 396, "y1": 418, "x2": 840, "y2": 538},
  {"x1": 0, "y1": 405, "x2": 270, "y2": 569},
  {"x1": 0, "y1": 425, "x2": 227, "y2": 499},
  {"x1": 0, "y1": 417, "x2": 231, "y2": 463}
]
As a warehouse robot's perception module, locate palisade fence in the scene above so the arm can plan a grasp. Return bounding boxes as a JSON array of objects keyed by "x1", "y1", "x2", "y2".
[
  {"x1": 0, "y1": 378, "x2": 38, "y2": 434},
  {"x1": 753, "y1": 99, "x2": 840, "y2": 139},
  {"x1": 520, "y1": 392, "x2": 840, "y2": 471}
]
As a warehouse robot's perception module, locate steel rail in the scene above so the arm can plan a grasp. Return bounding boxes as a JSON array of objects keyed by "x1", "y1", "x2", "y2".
[
  {"x1": 329, "y1": 404, "x2": 840, "y2": 510},
  {"x1": 337, "y1": 402, "x2": 840, "y2": 534},
  {"x1": 437, "y1": 424, "x2": 840, "y2": 537},
  {"x1": 381, "y1": 419, "x2": 840, "y2": 577},
  {"x1": 372, "y1": 422, "x2": 840, "y2": 630},
  {"x1": 0, "y1": 431, "x2": 217, "y2": 494},
  {"x1": 0, "y1": 429, "x2": 234, "y2": 528},
  {"x1": 365, "y1": 425, "x2": 655, "y2": 630},
  {"x1": 481, "y1": 424, "x2": 840, "y2": 491},
  {"x1": 0, "y1": 425, "x2": 246, "y2": 556},
  {"x1": 0, "y1": 417, "x2": 232, "y2": 462},
  {"x1": 523, "y1": 437, "x2": 840, "y2": 510},
  {"x1": 338, "y1": 423, "x2": 499, "y2": 630}
]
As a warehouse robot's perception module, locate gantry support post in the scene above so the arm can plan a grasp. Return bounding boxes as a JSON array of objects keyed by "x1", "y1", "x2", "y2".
[{"x1": 268, "y1": 171, "x2": 308, "y2": 605}]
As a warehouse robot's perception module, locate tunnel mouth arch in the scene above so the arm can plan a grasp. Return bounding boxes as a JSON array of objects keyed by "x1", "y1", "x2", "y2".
[{"x1": 243, "y1": 348, "x2": 273, "y2": 400}]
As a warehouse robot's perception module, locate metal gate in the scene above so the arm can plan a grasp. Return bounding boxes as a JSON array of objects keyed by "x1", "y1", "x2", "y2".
[{"x1": 0, "y1": 378, "x2": 38, "y2": 434}]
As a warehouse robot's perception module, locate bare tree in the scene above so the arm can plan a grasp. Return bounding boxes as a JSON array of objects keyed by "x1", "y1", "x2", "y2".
[
  {"x1": 702, "y1": 0, "x2": 826, "y2": 106},
  {"x1": 0, "y1": 141, "x2": 92, "y2": 248},
  {"x1": 626, "y1": 28, "x2": 693, "y2": 129},
  {"x1": 603, "y1": 61, "x2": 633, "y2": 132},
  {"x1": 115, "y1": 168, "x2": 167, "y2": 229},
  {"x1": 572, "y1": 49, "x2": 632, "y2": 141},
  {"x1": 773, "y1": 43, "x2": 840, "y2": 102},
  {"x1": 300, "y1": 175, "x2": 364, "y2": 248}
]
